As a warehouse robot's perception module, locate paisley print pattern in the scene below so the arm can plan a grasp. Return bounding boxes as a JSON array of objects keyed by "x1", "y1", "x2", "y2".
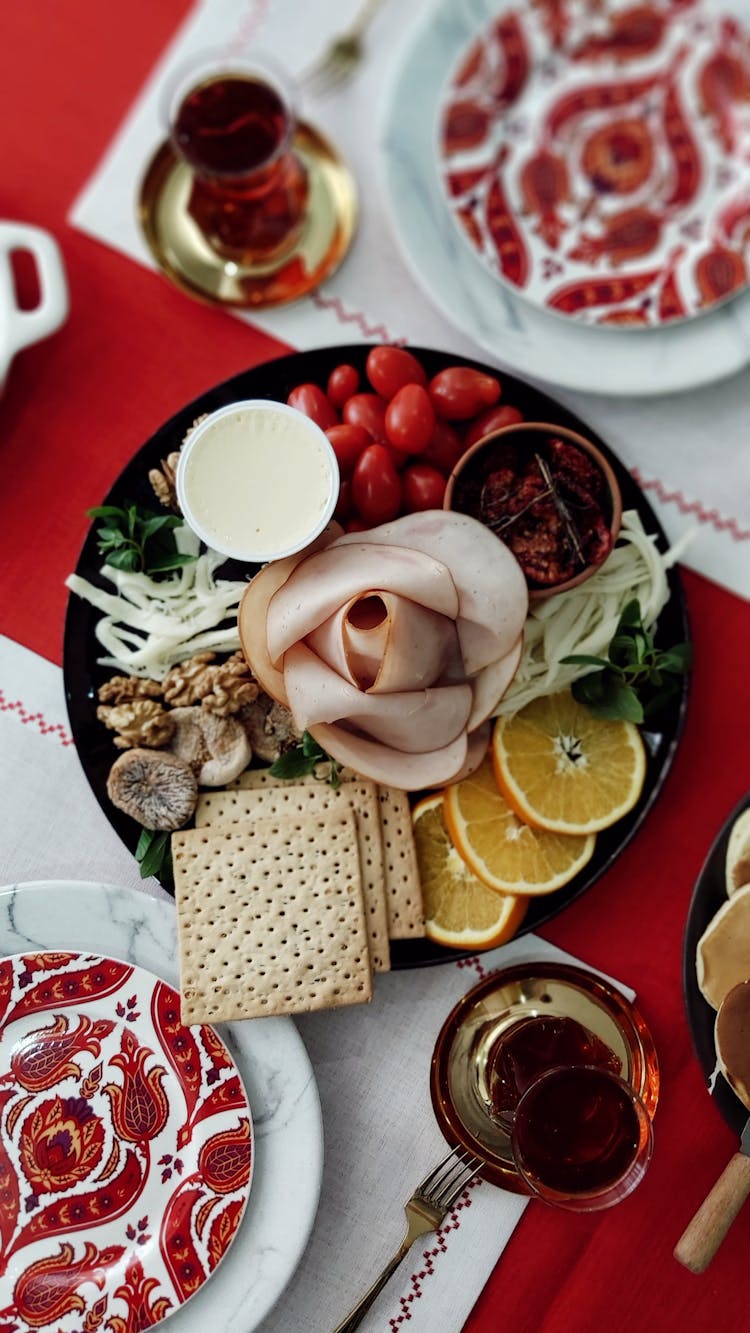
[
  {"x1": 0, "y1": 952, "x2": 253, "y2": 1332},
  {"x1": 437, "y1": 0, "x2": 750, "y2": 326}
]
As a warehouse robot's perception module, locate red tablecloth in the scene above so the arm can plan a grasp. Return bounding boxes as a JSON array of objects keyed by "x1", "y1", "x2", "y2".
[{"x1": 2, "y1": 4, "x2": 749, "y2": 1330}]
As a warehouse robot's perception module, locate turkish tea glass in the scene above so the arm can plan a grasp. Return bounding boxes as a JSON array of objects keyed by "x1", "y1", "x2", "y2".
[
  {"x1": 510, "y1": 1065, "x2": 653, "y2": 1212},
  {"x1": 486, "y1": 1015, "x2": 653, "y2": 1211},
  {"x1": 165, "y1": 50, "x2": 309, "y2": 265}
]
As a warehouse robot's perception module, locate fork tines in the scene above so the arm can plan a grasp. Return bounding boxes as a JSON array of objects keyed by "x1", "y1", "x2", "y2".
[{"x1": 420, "y1": 1146, "x2": 481, "y2": 1210}]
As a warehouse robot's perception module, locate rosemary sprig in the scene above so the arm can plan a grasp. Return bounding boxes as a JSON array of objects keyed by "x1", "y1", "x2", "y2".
[{"x1": 534, "y1": 453, "x2": 586, "y2": 566}]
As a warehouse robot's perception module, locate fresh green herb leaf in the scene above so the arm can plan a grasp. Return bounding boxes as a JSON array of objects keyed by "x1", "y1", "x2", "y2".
[
  {"x1": 87, "y1": 500, "x2": 198, "y2": 579},
  {"x1": 135, "y1": 828, "x2": 172, "y2": 880},
  {"x1": 269, "y1": 731, "x2": 343, "y2": 789},
  {"x1": 562, "y1": 598, "x2": 690, "y2": 723},
  {"x1": 147, "y1": 553, "x2": 201, "y2": 573}
]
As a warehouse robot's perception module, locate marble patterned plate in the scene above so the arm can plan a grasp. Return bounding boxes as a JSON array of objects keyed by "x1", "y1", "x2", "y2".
[
  {"x1": 436, "y1": 0, "x2": 750, "y2": 328},
  {"x1": 0, "y1": 949, "x2": 253, "y2": 1330},
  {"x1": 381, "y1": 0, "x2": 750, "y2": 395},
  {"x1": 0, "y1": 882, "x2": 323, "y2": 1333}
]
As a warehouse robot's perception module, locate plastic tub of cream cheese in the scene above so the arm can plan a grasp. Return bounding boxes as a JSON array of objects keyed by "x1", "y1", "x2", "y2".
[{"x1": 176, "y1": 399, "x2": 340, "y2": 563}]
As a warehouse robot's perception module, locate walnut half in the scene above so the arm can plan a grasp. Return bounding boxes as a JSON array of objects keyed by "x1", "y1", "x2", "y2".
[
  {"x1": 201, "y1": 651, "x2": 259, "y2": 716},
  {"x1": 97, "y1": 700, "x2": 175, "y2": 750}
]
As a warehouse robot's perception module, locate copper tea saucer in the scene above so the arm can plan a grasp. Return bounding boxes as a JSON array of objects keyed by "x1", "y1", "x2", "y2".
[
  {"x1": 138, "y1": 122, "x2": 357, "y2": 309},
  {"x1": 430, "y1": 961, "x2": 659, "y2": 1193}
]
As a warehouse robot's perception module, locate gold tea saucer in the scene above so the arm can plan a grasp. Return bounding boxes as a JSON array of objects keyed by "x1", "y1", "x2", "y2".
[
  {"x1": 138, "y1": 122, "x2": 357, "y2": 309},
  {"x1": 430, "y1": 962, "x2": 659, "y2": 1193}
]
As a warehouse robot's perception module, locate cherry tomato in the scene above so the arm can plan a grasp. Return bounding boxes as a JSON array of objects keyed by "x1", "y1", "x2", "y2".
[
  {"x1": 327, "y1": 363, "x2": 360, "y2": 408},
  {"x1": 385, "y1": 384, "x2": 435, "y2": 454},
  {"x1": 464, "y1": 404, "x2": 524, "y2": 448},
  {"x1": 402, "y1": 463, "x2": 447, "y2": 512},
  {"x1": 352, "y1": 444, "x2": 402, "y2": 525},
  {"x1": 428, "y1": 367, "x2": 501, "y2": 421},
  {"x1": 326, "y1": 423, "x2": 371, "y2": 477},
  {"x1": 383, "y1": 443, "x2": 411, "y2": 470},
  {"x1": 343, "y1": 392, "x2": 388, "y2": 440},
  {"x1": 421, "y1": 419, "x2": 465, "y2": 475},
  {"x1": 287, "y1": 382, "x2": 338, "y2": 431},
  {"x1": 334, "y1": 478, "x2": 354, "y2": 522},
  {"x1": 365, "y1": 345, "x2": 428, "y2": 398}
]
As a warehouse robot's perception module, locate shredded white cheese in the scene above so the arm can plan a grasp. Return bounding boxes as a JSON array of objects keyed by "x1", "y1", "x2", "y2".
[
  {"x1": 66, "y1": 528, "x2": 247, "y2": 680},
  {"x1": 494, "y1": 509, "x2": 681, "y2": 715}
]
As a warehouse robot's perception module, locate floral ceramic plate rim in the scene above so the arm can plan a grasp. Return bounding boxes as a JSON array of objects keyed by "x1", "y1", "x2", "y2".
[
  {"x1": 0, "y1": 881, "x2": 323, "y2": 1333},
  {"x1": 435, "y1": 0, "x2": 750, "y2": 330},
  {"x1": 380, "y1": 0, "x2": 750, "y2": 395},
  {"x1": 0, "y1": 947, "x2": 253, "y2": 1331}
]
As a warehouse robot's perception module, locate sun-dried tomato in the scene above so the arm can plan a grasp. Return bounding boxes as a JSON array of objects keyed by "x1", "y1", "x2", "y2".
[{"x1": 453, "y1": 434, "x2": 612, "y2": 590}]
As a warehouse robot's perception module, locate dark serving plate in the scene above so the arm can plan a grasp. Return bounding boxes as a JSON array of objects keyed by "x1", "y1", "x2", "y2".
[
  {"x1": 683, "y1": 793, "x2": 750, "y2": 1135},
  {"x1": 63, "y1": 343, "x2": 690, "y2": 970}
]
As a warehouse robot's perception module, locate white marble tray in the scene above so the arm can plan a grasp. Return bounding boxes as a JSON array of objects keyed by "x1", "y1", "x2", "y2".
[{"x1": 0, "y1": 880, "x2": 323, "y2": 1333}]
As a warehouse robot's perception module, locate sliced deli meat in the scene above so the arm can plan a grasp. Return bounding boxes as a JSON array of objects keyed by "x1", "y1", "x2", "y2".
[
  {"x1": 309, "y1": 721, "x2": 470, "y2": 790},
  {"x1": 239, "y1": 509, "x2": 528, "y2": 791},
  {"x1": 266, "y1": 541, "x2": 459, "y2": 666},
  {"x1": 237, "y1": 521, "x2": 342, "y2": 705},
  {"x1": 336, "y1": 510, "x2": 528, "y2": 672},
  {"x1": 307, "y1": 592, "x2": 458, "y2": 693},
  {"x1": 284, "y1": 642, "x2": 473, "y2": 753}
]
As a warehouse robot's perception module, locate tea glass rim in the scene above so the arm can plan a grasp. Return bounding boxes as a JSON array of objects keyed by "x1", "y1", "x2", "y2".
[
  {"x1": 162, "y1": 46, "x2": 299, "y2": 180},
  {"x1": 509, "y1": 1063, "x2": 654, "y2": 1213}
]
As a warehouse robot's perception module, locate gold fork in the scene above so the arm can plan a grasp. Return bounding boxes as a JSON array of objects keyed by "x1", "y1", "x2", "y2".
[
  {"x1": 298, "y1": 0, "x2": 389, "y2": 97},
  {"x1": 332, "y1": 1145, "x2": 482, "y2": 1333}
]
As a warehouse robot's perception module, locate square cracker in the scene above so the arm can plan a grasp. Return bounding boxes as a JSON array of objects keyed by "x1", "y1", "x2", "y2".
[
  {"x1": 195, "y1": 782, "x2": 390, "y2": 972},
  {"x1": 376, "y1": 787, "x2": 425, "y2": 939},
  {"x1": 172, "y1": 809, "x2": 372, "y2": 1023}
]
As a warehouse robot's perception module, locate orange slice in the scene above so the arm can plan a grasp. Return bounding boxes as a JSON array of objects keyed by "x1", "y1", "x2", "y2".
[
  {"x1": 492, "y1": 691, "x2": 646, "y2": 836},
  {"x1": 412, "y1": 795, "x2": 527, "y2": 950},
  {"x1": 444, "y1": 756, "x2": 596, "y2": 895}
]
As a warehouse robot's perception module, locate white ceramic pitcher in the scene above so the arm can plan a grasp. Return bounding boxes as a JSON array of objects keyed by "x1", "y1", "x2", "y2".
[{"x1": 0, "y1": 220, "x2": 68, "y2": 393}]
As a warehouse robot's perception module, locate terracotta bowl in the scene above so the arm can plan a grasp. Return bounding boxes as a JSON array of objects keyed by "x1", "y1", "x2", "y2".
[{"x1": 444, "y1": 420, "x2": 623, "y2": 600}]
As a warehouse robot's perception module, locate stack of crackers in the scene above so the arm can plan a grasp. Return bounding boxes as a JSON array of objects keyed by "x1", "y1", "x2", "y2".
[{"x1": 172, "y1": 768, "x2": 425, "y2": 1024}]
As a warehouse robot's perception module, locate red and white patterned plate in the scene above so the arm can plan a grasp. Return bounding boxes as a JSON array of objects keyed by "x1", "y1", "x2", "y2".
[
  {"x1": 436, "y1": 0, "x2": 750, "y2": 327},
  {"x1": 0, "y1": 950, "x2": 253, "y2": 1332}
]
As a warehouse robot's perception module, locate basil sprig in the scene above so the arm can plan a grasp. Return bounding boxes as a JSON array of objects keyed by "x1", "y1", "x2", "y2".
[
  {"x1": 87, "y1": 503, "x2": 197, "y2": 578},
  {"x1": 561, "y1": 599, "x2": 691, "y2": 723},
  {"x1": 270, "y1": 731, "x2": 343, "y2": 790},
  {"x1": 135, "y1": 827, "x2": 173, "y2": 881}
]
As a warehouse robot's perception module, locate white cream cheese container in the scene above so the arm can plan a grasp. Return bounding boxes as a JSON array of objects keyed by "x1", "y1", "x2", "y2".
[{"x1": 176, "y1": 398, "x2": 339, "y2": 563}]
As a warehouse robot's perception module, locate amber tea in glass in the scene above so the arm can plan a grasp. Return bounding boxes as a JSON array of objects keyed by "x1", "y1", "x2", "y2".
[{"x1": 168, "y1": 57, "x2": 308, "y2": 264}]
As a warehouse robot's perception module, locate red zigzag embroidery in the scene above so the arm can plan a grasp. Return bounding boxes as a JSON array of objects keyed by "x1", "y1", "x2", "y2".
[
  {"x1": 0, "y1": 690, "x2": 73, "y2": 746},
  {"x1": 631, "y1": 469, "x2": 749, "y2": 541},
  {"x1": 311, "y1": 292, "x2": 408, "y2": 346},
  {"x1": 389, "y1": 1181, "x2": 483, "y2": 1329}
]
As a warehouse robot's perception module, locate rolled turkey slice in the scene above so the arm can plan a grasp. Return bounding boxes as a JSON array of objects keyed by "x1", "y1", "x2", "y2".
[
  {"x1": 237, "y1": 522, "x2": 341, "y2": 704},
  {"x1": 307, "y1": 592, "x2": 458, "y2": 694},
  {"x1": 308, "y1": 720, "x2": 470, "y2": 791},
  {"x1": 336, "y1": 511, "x2": 528, "y2": 673},
  {"x1": 266, "y1": 541, "x2": 459, "y2": 667},
  {"x1": 467, "y1": 636, "x2": 524, "y2": 731},
  {"x1": 283, "y1": 642, "x2": 472, "y2": 754}
]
